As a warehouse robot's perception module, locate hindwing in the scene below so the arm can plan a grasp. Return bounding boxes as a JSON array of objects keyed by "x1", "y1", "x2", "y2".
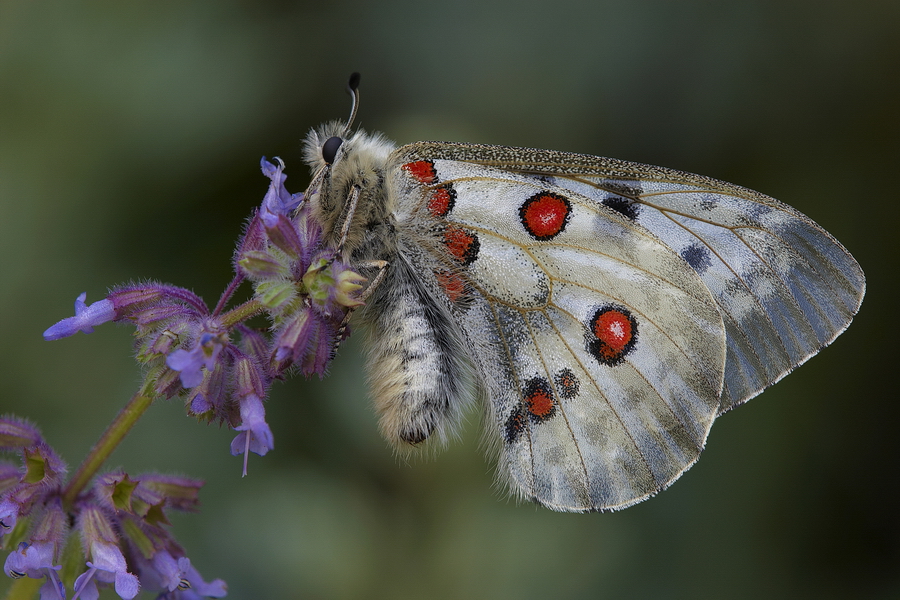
[{"x1": 390, "y1": 146, "x2": 735, "y2": 511}]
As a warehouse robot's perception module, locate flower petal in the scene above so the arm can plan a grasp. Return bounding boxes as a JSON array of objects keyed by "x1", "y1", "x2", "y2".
[
  {"x1": 182, "y1": 561, "x2": 227, "y2": 598},
  {"x1": 88, "y1": 542, "x2": 127, "y2": 574},
  {"x1": 260, "y1": 157, "x2": 303, "y2": 219},
  {"x1": 166, "y1": 349, "x2": 204, "y2": 388},
  {"x1": 73, "y1": 570, "x2": 100, "y2": 600},
  {"x1": 43, "y1": 293, "x2": 115, "y2": 341},
  {"x1": 114, "y1": 570, "x2": 140, "y2": 599},
  {"x1": 230, "y1": 394, "x2": 274, "y2": 473},
  {"x1": 4, "y1": 541, "x2": 58, "y2": 578}
]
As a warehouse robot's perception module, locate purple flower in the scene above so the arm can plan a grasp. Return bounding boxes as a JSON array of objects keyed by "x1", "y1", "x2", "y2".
[
  {"x1": 263, "y1": 212, "x2": 307, "y2": 259},
  {"x1": 273, "y1": 308, "x2": 335, "y2": 377},
  {"x1": 133, "y1": 474, "x2": 203, "y2": 513},
  {"x1": 4, "y1": 540, "x2": 59, "y2": 578},
  {"x1": 72, "y1": 541, "x2": 140, "y2": 600},
  {"x1": 186, "y1": 362, "x2": 227, "y2": 416},
  {"x1": 40, "y1": 578, "x2": 68, "y2": 600},
  {"x1": 260, "y1": 157, "x2": 303, "y2": 224},
  {"x1": 166, "y1": 333, "x2": 226, "y2": 388},
  {"x1": 3, "y1": 498, "x2": 68, "y2": 598},
  {"x1": 135, "y1": 551, "x2": 226, "y2": 598},
  {"x1": 43, "y1": 293, "x2": 115, "y2": 341},
  {"x1": 22, "y1": 443, "x2": 68, "y2": 487},
  {"x1": 138, "y1": 550, "x2": 190, "y2": 593},
  {"x1": 0, "y1": 462, "x2": 20, "y2": 495},
  {"x1": 4, "y1": 541, "x2": 65, "y2": 599},
  {"x1": 173, "y1": 559, "x2": 227, "y2": 599},
  {"x1": 109, "y1": 284, "x2": 207, "y2": 317},
  {"x1": 229, "y1": 394, "x2": 273, "y2": 476},
  {"x1": 0, "y1": 498, "x2": 18, "y2": 536}
]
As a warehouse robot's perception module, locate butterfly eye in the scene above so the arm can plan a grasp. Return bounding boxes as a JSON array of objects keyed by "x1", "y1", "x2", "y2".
[{"x1": 322, "y1": 136, "x2": 344, "y2": 164}]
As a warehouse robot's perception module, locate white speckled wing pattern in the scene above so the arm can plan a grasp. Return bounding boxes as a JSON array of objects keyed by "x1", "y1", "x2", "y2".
[
  {"x1": 519, "y1": 168, "x2": 864, "y2": 414},
  {"x1": 391, "y1": 147, "x2": 737, "y2": 511},
  {"x1": 397, "y1": 142, "x2": 865, "y2": 414}
]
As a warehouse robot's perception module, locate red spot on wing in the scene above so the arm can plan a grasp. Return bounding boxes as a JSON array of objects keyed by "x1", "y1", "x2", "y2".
[
  {"x1": 401, "y1": 160, "x2": 437, "y2": 184},
  {"x1": 427, "y1": 185, "x2": 456, "y2": 217},
  {"x1": 443, "y1": 225, "x2": 480, "y2": 265},
  {"x1": 524, "y1": 377, "x2": 556, "y2": 420},
  {"x1": 505, "y1": 377, "x2": 558, "y2": 444},
  {"x1": 435, "y1": 269, "x2": 467, "y2": 303},
  {"x1": 588, "y1": 306, "x2": 638, "y2": 365},
  {"x1": 519, "y1": 192, "x2": 572, "y2": 240},
  {"x1": 594, "y1": 310, "x2": 633, "y2": 352}
]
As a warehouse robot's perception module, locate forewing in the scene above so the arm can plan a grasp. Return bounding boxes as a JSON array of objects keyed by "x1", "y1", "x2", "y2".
[
  {"x1": 401, "y1": 142, "x2": 865, "y2": 413},
  {"x1": 390, "y1": 146, "x2": 727, "y2": 511}
]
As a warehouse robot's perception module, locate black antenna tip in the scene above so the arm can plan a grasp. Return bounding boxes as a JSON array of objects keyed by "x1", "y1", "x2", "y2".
[{"x1": 347, "y1": 72, "x2": 361, "y2": 92}]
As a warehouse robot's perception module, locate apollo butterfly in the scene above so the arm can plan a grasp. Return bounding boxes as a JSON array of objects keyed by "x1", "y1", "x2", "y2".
[{"x1": 301, "y1": 74, "x2": 864, "y2": 512}]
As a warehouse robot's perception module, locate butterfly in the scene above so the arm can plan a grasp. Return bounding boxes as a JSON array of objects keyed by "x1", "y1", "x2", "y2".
[{"x1": 300, "y1": 73, "x2": 865, "y2": 512}]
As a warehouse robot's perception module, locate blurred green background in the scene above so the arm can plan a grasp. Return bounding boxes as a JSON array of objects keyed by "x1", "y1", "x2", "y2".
[{"x1": 1, "y1": 0, "x2": 896, "y2": 598}]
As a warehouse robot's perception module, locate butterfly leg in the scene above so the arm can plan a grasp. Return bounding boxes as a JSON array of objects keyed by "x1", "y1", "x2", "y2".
[{"x1": 336, "y1": 185, "x2": 361, "y2": 253}]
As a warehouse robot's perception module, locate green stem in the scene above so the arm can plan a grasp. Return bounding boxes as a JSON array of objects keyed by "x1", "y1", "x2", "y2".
[
  {"x1": 220, "y1": 298, "x2": 266, "y2": 328},
  {"x1": 61, "y1": 389, "x2": 155, "y2": 508}
]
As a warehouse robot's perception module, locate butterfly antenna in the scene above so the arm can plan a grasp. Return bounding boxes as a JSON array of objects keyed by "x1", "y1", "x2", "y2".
[{"x1": 342, "y1": 72, "x2": 361, "y2": 135}]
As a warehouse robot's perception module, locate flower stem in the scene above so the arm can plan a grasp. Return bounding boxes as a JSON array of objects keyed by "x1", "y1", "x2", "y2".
[
  {"x1": 220, "y1": 298, "x2": 266, "y2": 328},
  {"x1": 212, "y1": 273, "x2": 245, "y2": 317},
  {"x1": 61, "y1": 390, "x2": 155, "y2": 508}
]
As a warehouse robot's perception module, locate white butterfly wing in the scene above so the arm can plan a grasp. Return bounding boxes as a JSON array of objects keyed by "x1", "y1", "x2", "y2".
[
  {"x1": 390, "y1": 147, "x2": 729, "y2": 511},
  {"x1": 538, "y1": 174, "x2": 865, "y2": 413},
  {"x1": 400, "y1": 142, "x2": 865, "y2": 415},
  {"x1": 572, "y1": 179, "x2": 865, "y2": 412}
]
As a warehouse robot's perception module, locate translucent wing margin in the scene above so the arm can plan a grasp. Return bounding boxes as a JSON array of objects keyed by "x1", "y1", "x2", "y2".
[{"x1": 399, "y1": 141, "x2": 865, "y2": 413}]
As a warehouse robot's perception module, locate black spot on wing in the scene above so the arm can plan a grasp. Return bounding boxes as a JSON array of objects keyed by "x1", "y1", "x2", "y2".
[
  {"x1": 597, "y1": 180, "x2": 643, "y2": 221},
  {"x1": 698, "y1": 194, "x2": 718, "y2": 211},
  {"x1": 504, "y1": 404, "x2": 527, "y2": 444},
  {"x1": 681, "y1": 242, "x2": 712, "y2": 275},
  {"x1": 554, "y1": 368, "x2": 580, "y2": 399},
  {"x1": 602, "y1": 196, "x2": 640, "y2": 221}
]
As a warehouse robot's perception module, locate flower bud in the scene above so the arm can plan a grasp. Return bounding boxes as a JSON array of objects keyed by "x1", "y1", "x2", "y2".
[
  {"x1": 334, "y1": 268, "x2": 366, "y2": 309},
  {"x1": 238, "y1": 250, "x2": 289, "y2": 279},
  {"x1": 254, "y1": 280, "x2": 298, "y2": 312}
]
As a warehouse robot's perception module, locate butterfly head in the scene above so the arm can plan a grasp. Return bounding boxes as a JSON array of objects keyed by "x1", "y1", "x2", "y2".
[
  {"x1": 300, "y1": 77, "x2": 397, "y2": 252},
  {"x1": 301, "y1": 72, "x2": 367, "y2": 177}
]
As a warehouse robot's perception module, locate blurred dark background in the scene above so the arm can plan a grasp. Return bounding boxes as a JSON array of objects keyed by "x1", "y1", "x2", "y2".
[{"x1": 1, "y1": 1, "x2": 896, "y2": 598}]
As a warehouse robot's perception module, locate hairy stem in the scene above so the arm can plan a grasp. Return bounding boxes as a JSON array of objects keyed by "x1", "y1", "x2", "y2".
[
  {"x1": 61, "y1": 389, "x2": 155, "y2": 508},
  {"x1": 220, "y1": 298, "x2": 265, "y2": 328},
  {"x1": 212, "y1": 273, "x2": 245, "y2": 317}
]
